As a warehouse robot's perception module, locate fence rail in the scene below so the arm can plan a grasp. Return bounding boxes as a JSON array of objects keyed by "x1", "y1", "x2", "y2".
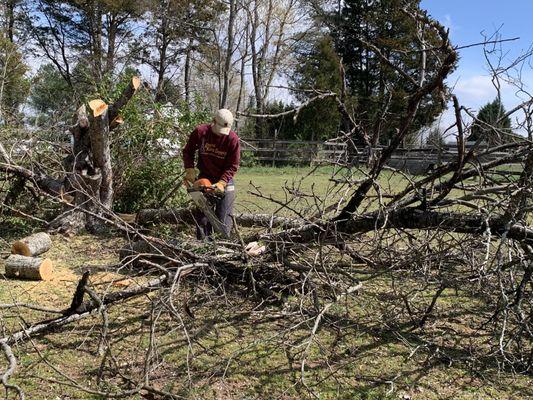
[
  {"x1": 240, "y1": 138, "x2": 518, "y2": 174},
  {"x1": 241, "y1": 138, "x2": 349, "y2": 164}
]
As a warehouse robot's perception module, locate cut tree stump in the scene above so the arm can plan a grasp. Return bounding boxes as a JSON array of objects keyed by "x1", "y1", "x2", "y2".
[
  {"x1": 4, "y1": 255, "x2": 54, "y2": 281},
  {"x1": 11, "y1": 232, "x2": 52, "y2": 257}
]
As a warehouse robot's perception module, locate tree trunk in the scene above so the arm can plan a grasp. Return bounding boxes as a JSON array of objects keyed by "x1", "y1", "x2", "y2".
[
  {"x1": 5, "y1": 255, "x2": 53, "y2": 281},
  {"x1": 89, "y1": 106, "x2": 112, "y2": 209},
  {"x1": 6, "y1": 0, "x2": 15, "y2": 43},
  {"x1": 11, "y1": 232, "x2": 52, "y2": 257},
  {"x1": 136, "y1": 208, "x2": 304, "y2": 229},
  {"x1": 154, "y1": 7, "x2": 169, "y2": 103},
  {"x1": 105, "y1": 13, "x2": 117, "y2": 76},
  {"x1": 220, "y1": 0, "x2": 236, "y2": 109},
  {"x1": 184, "y1": 38, "x2": 194, "y2": 108},
  {"x1": 50, "y1": 77, "x2": 140, "y2": 234},
  {"x1": 235, "y1": 34, "x2": 248, "y2": 131}
]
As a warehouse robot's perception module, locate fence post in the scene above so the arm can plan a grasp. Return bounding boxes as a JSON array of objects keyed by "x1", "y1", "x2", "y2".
[{"x1": 272, "y1": 129, "x2": 278, "y2": 167}]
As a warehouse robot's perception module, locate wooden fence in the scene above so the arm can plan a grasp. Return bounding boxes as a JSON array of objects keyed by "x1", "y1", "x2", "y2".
[
  {"x1": 240, "y1": 138, "x2": 348, "y2": 165},
  {"x1": 240, "y1": 138, "x2": 519, "y2": 174}
]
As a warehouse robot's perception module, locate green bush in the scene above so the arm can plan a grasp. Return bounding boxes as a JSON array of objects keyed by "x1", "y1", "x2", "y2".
[
  {"x1": 240, "y1": 150, "x2": 258, "y2": 167},
  {"x1": 110, "y1": 75, "x2": 211, "y2": 213}
]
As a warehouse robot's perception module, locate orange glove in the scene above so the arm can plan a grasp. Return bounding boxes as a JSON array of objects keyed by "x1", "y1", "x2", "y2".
[{"x1": 214, "y1": 180, "x2": 227, "y2": 194}]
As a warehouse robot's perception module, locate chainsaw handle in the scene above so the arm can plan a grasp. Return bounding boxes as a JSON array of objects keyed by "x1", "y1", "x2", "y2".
[{"x1": 187, "y1": 186, "x2": 225, "y2": 198}]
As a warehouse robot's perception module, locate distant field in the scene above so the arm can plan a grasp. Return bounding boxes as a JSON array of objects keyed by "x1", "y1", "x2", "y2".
[
  {"x1": 234, "y1": 166, "x2": 406, "y2": 215},
  {"x1": 234, "y1": 164, "x2": 526, "y2": 216}
]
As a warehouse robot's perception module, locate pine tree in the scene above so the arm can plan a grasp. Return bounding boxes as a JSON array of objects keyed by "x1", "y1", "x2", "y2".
[
  {"x1": 327, "y1": 0, "x2": 454, "y2": 145},
  {"x1": 290, "y1": 34, "x2": 342, "y2": 141},
  {"x1": 469, "y1": 98, "x2": 513, "y2": 145}
]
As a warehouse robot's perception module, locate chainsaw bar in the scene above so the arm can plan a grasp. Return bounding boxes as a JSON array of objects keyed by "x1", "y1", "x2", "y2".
[{"x1": 187, "y1": 189, "x2": 229, "y2": 238}]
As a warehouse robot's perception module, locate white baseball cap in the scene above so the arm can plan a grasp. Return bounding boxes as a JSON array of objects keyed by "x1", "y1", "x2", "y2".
[{"x1": 212, "y1": 109, "x2": 233, "y2": 135}]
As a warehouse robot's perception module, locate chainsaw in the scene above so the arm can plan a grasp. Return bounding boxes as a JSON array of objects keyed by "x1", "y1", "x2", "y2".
[{"x1": 186, "y1": 183, "x2": 229, "y2": 238}]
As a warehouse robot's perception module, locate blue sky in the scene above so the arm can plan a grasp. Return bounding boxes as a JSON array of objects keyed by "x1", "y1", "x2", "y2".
[{"x1": 420, "y1": 0, "x2": 533, "y2": 132}]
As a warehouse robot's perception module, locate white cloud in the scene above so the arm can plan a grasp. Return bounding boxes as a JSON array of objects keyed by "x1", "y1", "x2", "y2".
[
  {"x1": 454, "y1": 75, "x2": 497, "y2": 106},
  {"x1": 433, "y1": 72, "x2": 532, "y2": 138}
]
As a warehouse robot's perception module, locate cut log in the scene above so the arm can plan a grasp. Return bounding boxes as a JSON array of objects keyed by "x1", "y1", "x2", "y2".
[
  {"x1": 136, "y1": 208, "x2": 195, "y2": 225},
  {"x1": 4, "y1": 255, "x2": 53, "y2": 281},
  {"x1": 11, "y1": 232, "x2": 52, "y2": 257},
  {"x1": 119, "y1": 240, "x2": 178, "y2": 268}
]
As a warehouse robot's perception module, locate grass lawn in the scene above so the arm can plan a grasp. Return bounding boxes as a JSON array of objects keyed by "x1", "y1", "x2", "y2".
[
  {"x1": 234, "y1": 165, "x2": 408, "y2": 215},
  {"x1": 1, "y1": 235, "x2": 531, "y2": 399}
]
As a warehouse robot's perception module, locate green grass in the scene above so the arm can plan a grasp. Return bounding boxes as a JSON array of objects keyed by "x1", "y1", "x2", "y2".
[
  {"x1": 234, "y1": 166, "x2": 409, "y2": 215},
  {"x1": 3, "y1": 240, "x2": 531, "y2": 399},
  {"x1": 234, "y1": 164, "x2": 530, "y2": 218}
]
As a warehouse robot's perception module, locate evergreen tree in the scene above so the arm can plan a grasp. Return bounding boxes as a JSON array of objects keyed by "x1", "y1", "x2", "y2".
[
  {"x1": 425, "y1": 127, "x2": 446, "y2": 148},
  {"x1": 24, "y1": 0, "x2": 142, "y2": 88},
  {"x1": 469, "y1": 98, "x2": 513, "y2": 145},
  {"x1": 290, "y1": 34, "x2": 342, "y2": 141},
  {"x1": 326, "y1": 0, "x2": 454, "y2": 145}
]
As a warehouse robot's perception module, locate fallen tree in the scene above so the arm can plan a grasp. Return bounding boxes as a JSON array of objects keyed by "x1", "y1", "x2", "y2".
[{"x1": 136, "y1": 208, "x2": 305, "y2": 229}]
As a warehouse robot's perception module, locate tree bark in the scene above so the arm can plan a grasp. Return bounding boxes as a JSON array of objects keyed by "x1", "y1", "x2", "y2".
[
  {"x1": 108, "y1": 77, "x2": 141, "y2": 124},
  {"x1": 88, "y1": 106, "x2": 112, "y2": 209},
  {"x1": 11, "y1": 232, "x2": 52, "y2": 257},
  {"x1": 184, "y1": 39, "x2": 193, "y2": 108},
  {"x1": 260, "y1": 208, "x2": 533, "y2": 246},
  {"x1": 220, "y1": 0, "x2": 236, "y2": 108},
  {"x1": 5, "y1": 255, "x2": 53, "y2": 281},
  {"x1": 136, "y1": 208, "x2": 304, "y2": 229}
]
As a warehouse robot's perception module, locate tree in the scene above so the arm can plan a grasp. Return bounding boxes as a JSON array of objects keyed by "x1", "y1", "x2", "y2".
[
  {"x1": 290, "y1": 33, "x2": 342, "y2": 141},
  {"x1": 246, "y1": 0, "x2": 302, "y2": 138},
  {"x1": 0, "y1": 0, "x2": 20, "y2": 43},
  {"x1": 322, "y1": 0, "x2": 454, "y2": 145},
  {"x1": 140, "y1": 0, "x2": 219, "y2": 104},
  {"x1": 0, "y1": 34, "x2": 28, "y2": 125},
  {"x1": 24, "y1": 0, "x2": 142, "y2": 89},
  {"x1": 0, "y1": 1, "x2": 28, "y2": 125},
  {"x1": 425, "y1": 126, "x2": 446, "y2": 148},
  {"x1": 468, "y1": 98, "x2": 513, "y2": 145},
  {"x1": 191, "y1": 0, "x2": 251, "y2": 112},
  {"x1": 28, "y1": 63, "x2": 72, "y2": 124}
]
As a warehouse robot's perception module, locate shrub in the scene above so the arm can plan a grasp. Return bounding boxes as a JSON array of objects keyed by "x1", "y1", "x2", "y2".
[{"x1": 111, "y1": 76, "x2": 211, "y2": 213}]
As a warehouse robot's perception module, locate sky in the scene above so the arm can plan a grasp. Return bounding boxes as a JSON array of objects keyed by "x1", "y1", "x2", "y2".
[{"x1": 420, "y1": 0, "x2": 533, "y2": 134}]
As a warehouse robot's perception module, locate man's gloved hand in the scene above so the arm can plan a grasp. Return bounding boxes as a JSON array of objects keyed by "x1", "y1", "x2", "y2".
[
  {"x1": 183, "y1": 168, "x2": 196, "y2": 187},
  {"x1": 214, "y1": 180, "x2": 227, "y2": 194}
]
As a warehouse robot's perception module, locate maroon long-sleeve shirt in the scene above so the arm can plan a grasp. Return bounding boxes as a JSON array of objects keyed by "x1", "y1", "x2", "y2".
[{"x1": 182, "y1": 123, "x2": 240, "y2": 183}]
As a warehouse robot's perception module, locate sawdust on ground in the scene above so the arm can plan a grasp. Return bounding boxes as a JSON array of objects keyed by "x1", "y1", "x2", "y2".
[{"x1": 0, "y1": 234, "x2": 129, "y2": 310}]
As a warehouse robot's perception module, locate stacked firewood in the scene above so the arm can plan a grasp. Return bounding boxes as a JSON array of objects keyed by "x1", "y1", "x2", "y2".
[{"x1": 5, "y1": 232, "x2": 53, "y2": 280}]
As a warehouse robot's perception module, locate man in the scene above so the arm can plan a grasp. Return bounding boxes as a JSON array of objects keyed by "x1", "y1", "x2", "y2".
[{"x1": 182, "y1": 109, "x2": 240, "y2": 239}]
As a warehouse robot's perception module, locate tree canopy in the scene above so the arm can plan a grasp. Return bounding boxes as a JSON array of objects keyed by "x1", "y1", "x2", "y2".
[{"x1": 323, "y1": 0, "x2": 455, "y2": 145}]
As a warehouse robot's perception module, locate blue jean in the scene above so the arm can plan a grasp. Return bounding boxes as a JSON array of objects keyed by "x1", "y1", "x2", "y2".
[{"x1": 195, "y1": 183, "x2": 235, "y2": 239}]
